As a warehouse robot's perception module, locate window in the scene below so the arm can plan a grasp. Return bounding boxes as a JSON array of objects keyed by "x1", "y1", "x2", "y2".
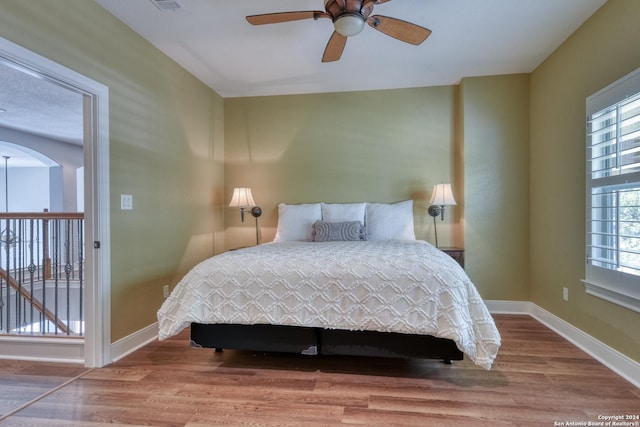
[{"x1": 585, "y1": 68, "x2": 640, "y2": 313}]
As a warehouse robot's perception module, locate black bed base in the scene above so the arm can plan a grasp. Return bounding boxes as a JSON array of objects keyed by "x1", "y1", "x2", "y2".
[{"x1": 190, "y1": 323, "x2": 463, "y2": 364}]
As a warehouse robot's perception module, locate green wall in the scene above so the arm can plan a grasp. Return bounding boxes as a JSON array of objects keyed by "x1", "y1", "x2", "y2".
[
  {"x1": 530, "y1": 0, "x2": 640, "y2": 362},
  {"x1": 224, "y1": 81, "x2": 531, "y2": 302},
  {"x1": 0, "y1": 0, "x2": 225, "y2": 342},
  {"x1": 224, "y1": 87, "x2": 460, "y2": 249},
  {"x1": 460, "y1": 75, "x2": 531, "y2": 300}
]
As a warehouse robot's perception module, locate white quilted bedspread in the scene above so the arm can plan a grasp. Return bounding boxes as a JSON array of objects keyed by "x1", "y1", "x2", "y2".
[{"x1": 157, "y1": 240, "x2": 501, "y2": 369}]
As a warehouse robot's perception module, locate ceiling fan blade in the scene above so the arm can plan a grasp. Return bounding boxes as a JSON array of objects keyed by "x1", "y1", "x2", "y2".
[
  {"x1": 367, "y1": 15, "x2": 431, "y2": 45},
  {"x1": 362, "y1": 0, "x2": 392, "y2": 14},
  {"x1": 246, "y1": 11, "x2": 329, "y2": 25},
  {"x1": 322, "y1": 31, "x2": 348, "y2": 62}
]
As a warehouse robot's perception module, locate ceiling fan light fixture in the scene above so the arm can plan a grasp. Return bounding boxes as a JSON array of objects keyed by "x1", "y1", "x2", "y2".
[
  {"x1": 334, "y1": 14, "x2": 365, "y2": 37},
  {"x1": 246, "y1": 1, "x2": 432, "y2": 62}
]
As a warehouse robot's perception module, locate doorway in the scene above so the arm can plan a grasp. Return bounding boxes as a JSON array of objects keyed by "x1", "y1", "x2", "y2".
[{"x1": 0, "y1": 37, "x2": 110, "y2": 367}]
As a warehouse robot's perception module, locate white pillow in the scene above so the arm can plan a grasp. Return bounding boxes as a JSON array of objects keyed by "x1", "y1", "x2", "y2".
[
  {"x1": 365, "y1": 200, "x2": 416, "y2": 241},
  {"x1": 273, "y1": 203, "x2": 322, "y2": 242},
  {"x1": 321, "y1": 203, "x2": 366, "y2": 223}
]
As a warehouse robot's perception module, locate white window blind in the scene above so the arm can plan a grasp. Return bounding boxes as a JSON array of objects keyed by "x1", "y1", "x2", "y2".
[{"x1": 584, "y1": 68, "x2": 640, "y2": 312}]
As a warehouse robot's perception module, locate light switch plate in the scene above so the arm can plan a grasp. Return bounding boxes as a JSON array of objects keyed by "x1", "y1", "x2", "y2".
[{"x1": 121, "y1": 194, "x2": 133, "y2": 210}]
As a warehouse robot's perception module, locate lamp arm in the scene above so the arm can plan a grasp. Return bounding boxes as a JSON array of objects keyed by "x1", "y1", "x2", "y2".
[
  {"x1": 251, "y1": 206, "x2": 262, "y2": 245},
  {"x1": 239, "y1": 206, "x2": 262, "y2": 223},
  {"x1": 427, "y1": 205, "x2": 441, "y2": 247},
  {"x1": 432, "y1": 215, "x2": 439, "y2": 247}
]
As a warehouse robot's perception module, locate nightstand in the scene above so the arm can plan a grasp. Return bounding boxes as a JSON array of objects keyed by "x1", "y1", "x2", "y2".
[{"x1": 440, "y1": 247, "x2": 464, "y2": 268}]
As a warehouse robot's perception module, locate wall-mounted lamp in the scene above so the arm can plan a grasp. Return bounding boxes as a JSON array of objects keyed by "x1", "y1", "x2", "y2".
[
  {"x1": 229, "y1": 187, "x2": 262, "y2": 245},
  {"x1": 427, "y1": 183, "x2": 457, "y2": 247}
]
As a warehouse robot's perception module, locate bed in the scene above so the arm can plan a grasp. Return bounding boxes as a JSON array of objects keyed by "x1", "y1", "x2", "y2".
[{"x1": 157, "y1": 201, "x2": 501, "y2": 370}]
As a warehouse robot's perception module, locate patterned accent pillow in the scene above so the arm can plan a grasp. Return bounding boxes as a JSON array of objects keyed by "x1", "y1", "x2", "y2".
[{"x1": 312, "y1": 221, "x2": 367, "y2": 242}]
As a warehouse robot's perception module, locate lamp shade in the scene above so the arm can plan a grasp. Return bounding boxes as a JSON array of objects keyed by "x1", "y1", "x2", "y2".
[
  {"x1": 429, "y1": 183, "x2": 457, "y2": 206},
  {"x1": 229, "y1": 187, "x2": 256, "y2": 208}
]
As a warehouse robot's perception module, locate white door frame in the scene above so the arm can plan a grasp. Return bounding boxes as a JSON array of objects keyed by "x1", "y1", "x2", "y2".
[{"x1": 0, "y1": 37, "x2": 110, "y2": 367}]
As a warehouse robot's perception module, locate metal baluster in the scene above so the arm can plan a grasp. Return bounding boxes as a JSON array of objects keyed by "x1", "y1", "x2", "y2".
[
  {"x1": 16, "y1": 219, "x2": 22, "y2": 333},
  {"x1": 11, "y1": 219, "x2": 17, "y2": 332},
  {"x1": 28, "y1": 219, "x2": 35, "y2": 334},
  {"x1": 53, "y1": 219, "x2": 59, "y2": 335},
  {"x1": 79, "y1": 218, "x2": 84, "y2": 335},
  {"x1": 0, "y1": 277, "x2": 4, "y2": 332},
  {"x1": 4, "y1": 218, "x2": 11, "y2": 334},
  {"x1": 41, "y1": 217, "x2": 48, "y2": 334},
  {"x1": 64, "y1": 219, "x2": 72, "y2": 335},
  {"x1": 0, "y1": 213, "x2": 84, "y2": 337}
]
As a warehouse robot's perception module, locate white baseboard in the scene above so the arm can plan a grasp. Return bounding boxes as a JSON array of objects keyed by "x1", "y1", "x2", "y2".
[
  {"x1": 486, "y1": 300, "x2": 640, "y2": 389},
  {"x1": 485, "y1": 300, "x2": 533, "y2": 314},
  {"x1": 0, "y1": 335, "x2": 84, "y2": 364},
  {"x1": 0, "y1": 322, "x2": 158, "y2": 366},
  {"x1": 109, "y1": 322, "x2": 158, "y2": 363}
]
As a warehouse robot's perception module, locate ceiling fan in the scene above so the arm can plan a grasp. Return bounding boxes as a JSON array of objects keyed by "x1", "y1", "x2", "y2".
[{"x1": 246, "y1": 0, "x2": 431, "y2": 62}]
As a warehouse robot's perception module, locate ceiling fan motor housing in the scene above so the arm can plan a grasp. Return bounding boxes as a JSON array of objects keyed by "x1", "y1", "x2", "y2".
[
  {"x1": 324, "y1": 0, "x2": 369, "y2": 37},
  {"x1": 324, "y1": 0, "x2": 368, "y2": 16}
]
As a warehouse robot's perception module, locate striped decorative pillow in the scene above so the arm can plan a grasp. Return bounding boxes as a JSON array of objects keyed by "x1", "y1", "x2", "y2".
[{"x1": 312, "y1": 221, "x2": 366, "y2": 242}]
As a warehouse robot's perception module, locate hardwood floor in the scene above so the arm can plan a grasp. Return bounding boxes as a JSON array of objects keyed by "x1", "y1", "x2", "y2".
[{"x1": 0, "y1": 315, "x2": 638, "y2": 426}]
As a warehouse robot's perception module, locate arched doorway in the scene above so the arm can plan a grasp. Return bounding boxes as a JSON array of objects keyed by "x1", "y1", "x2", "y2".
[{"x1": 0, "y1": 142, "x2": 69, "y2": 213}]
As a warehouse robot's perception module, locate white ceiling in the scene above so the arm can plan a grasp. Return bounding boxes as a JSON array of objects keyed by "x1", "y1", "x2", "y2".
[
  {"x1": 0, "y1": 0, "x2": 607, "y2": 152},
  {"x1": 0, "y1": 60, "x2": 84, "y2": 166},
  {"x1": 0, "y1": 61, "x2": 84, "y2": 145},
  {"x1": 96, "y1": 0, "x2": 606, "y2": 98}
]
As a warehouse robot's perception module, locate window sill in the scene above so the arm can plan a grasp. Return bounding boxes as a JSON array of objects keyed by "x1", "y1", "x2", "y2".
[{"x1": 581, "y1": 279, "x2": 640, "y2": 314}]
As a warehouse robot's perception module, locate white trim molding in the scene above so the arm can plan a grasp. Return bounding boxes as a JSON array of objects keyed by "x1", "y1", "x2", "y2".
[
  {"x1": 484, "y1": 300, "x2": 531, "y2": 314},
  {"x1": 0, "y1": 336, "x2": 84, "y2": 364},
  {"x1": 0, "y1": 36, "x2": 111, "y2": 368},
  {"x1": 110, "y1": 322, "x2": 159, "y2": 363},
  {"x1": 582, "y1": 279, "x2": 640, "y2": 314},
  {"x1": 0, "y1": 321, "x2": 158, "y2": 365},
  {"x1": 486, "y1": 300, "x2": 640, "y2": 389}
]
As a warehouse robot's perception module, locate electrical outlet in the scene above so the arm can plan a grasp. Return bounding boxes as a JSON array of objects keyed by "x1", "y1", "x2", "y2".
[
  {"x1": 163, "y1": 285, "x2": 169, "y2": 299},
  {"x1": 563, "y1": 287, "x2": 569, "y2": 301}
]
